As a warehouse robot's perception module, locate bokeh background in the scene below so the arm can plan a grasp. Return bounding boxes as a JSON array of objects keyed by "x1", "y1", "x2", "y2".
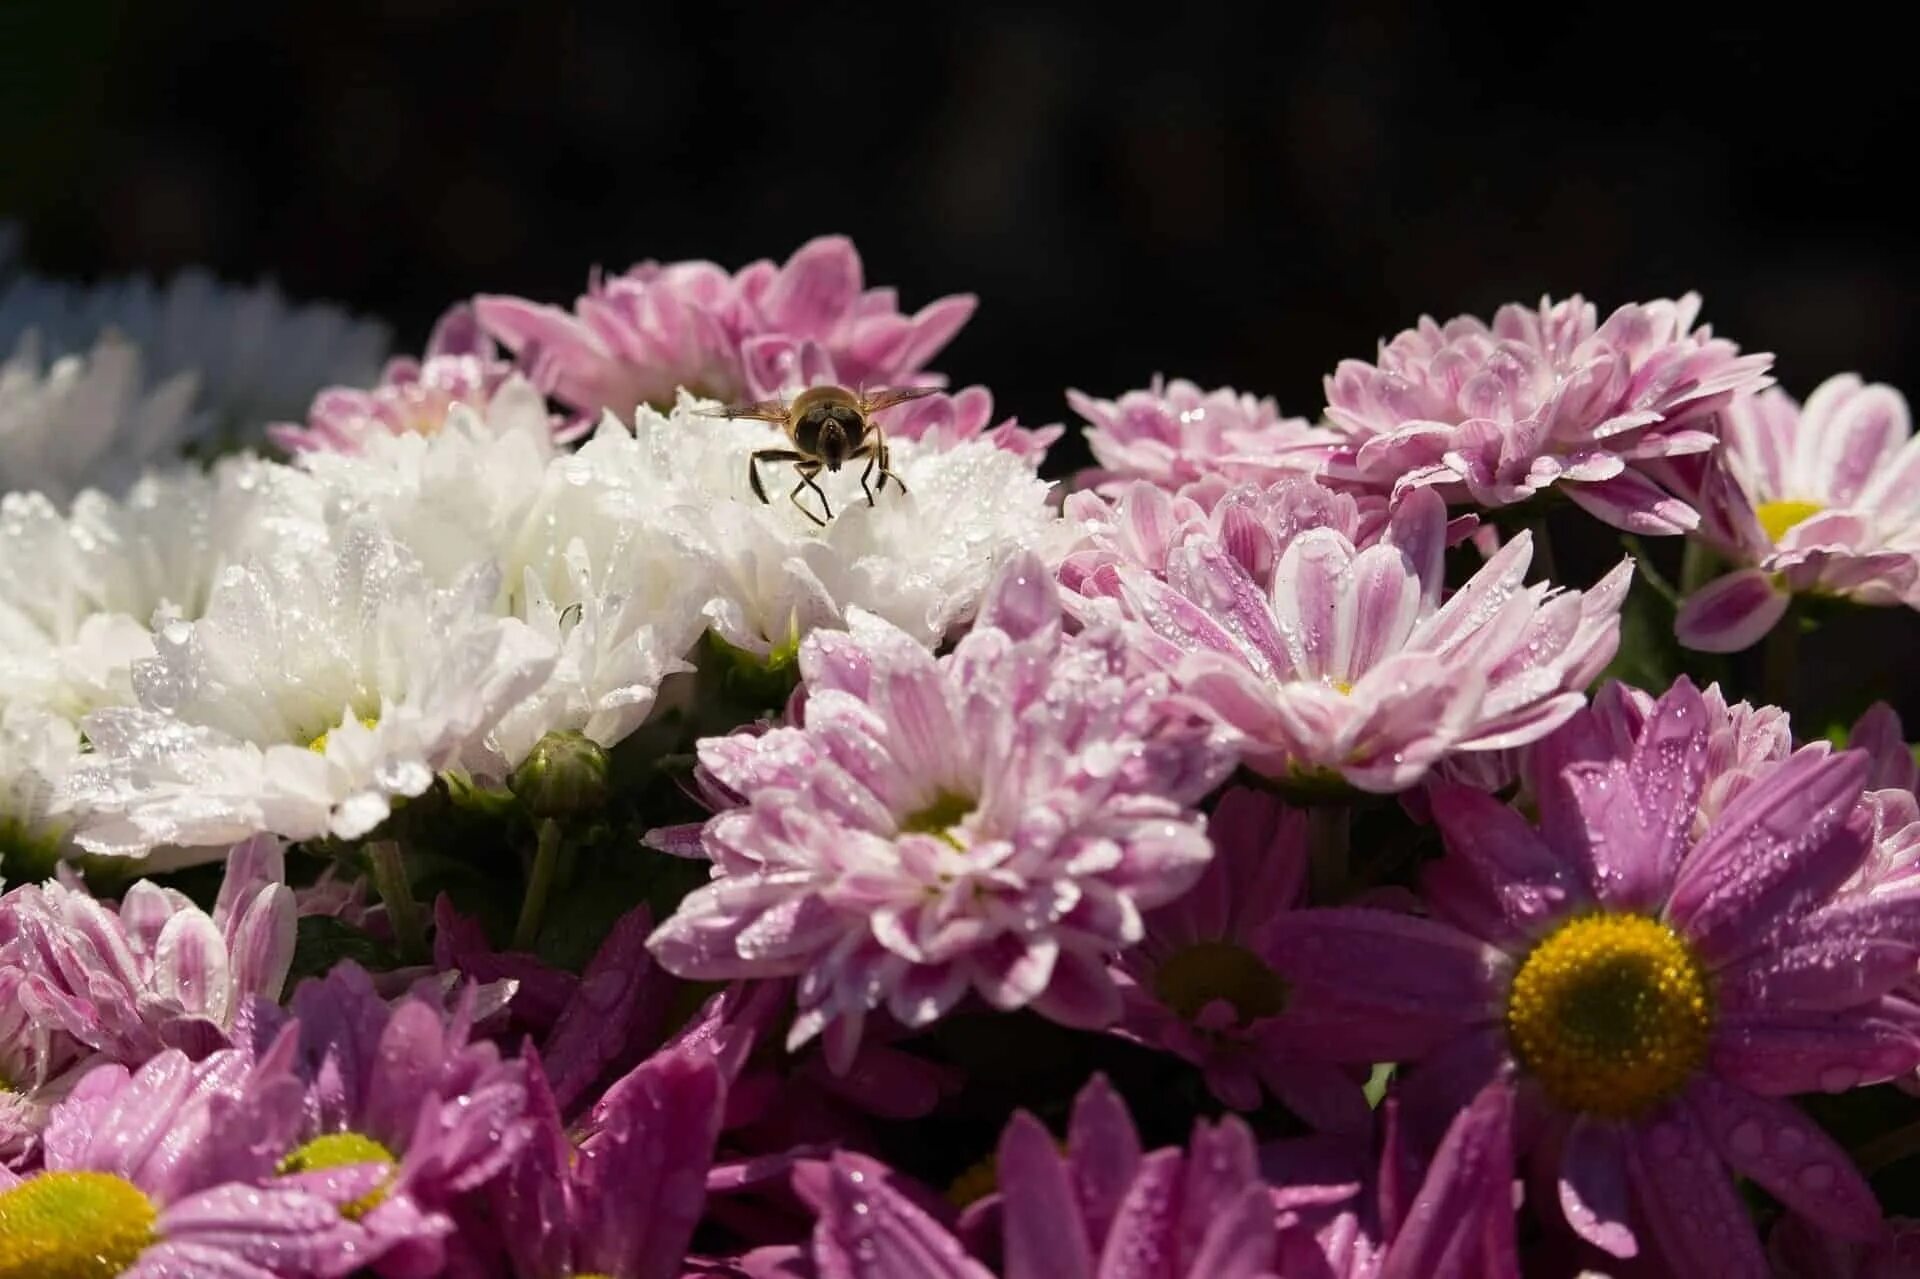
[{"x1": 4, "y1": 1, "x2": 1917, "y2": 717}]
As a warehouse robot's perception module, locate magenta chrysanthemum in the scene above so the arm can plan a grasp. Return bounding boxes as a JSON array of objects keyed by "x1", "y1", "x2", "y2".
[
  {"x1": 1323, "y1": 293, "x2": 1774, "y2": 533},
  {"x1": 473, "y1": 235, "x2": 975, "y2": 416},
  {"x1": 1080, "y1": 484, "x2": 1628, "y2": 792},
  {"x1": 1267, "y1": 679, "x2": 1920, "y2": 1273},
  {"x1": 0, "y1": 1046, "x2": 367, "y2": 1278},
  {"x1": 1668, "y1": 374, "x2": 1920, "y2": 651},
  {"x1": 646, "y1": 551, "x2": 1234, "y2": 1069},
  {"x1": 1070, "y1": 376, "x2": 1336, "y2": 496},
  {"x1": 1110, "y1": 786, "x2": 1368, "y2": 1130},
  {"x1": 871, "y1": 384, "x2": 1062, "y2": 464}
]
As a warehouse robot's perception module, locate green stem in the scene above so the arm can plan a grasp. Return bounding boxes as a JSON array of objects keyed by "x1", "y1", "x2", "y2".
[
  {"x1": 1679, "y1": 538, "x2": 1719, "y2": 596},
  {"x1": 1855, "y1": 1117, "x2": 1920, "y2": 1175},
  {"x1": 367, "y1": 840, "x2": 425, "y2": 964},
  {"x1": 1762, "y1": 603, "x2": 1800, "y2": 709},
  {"x1": 1307, "y1": 804, "x2": 1352, "y2": 905},
  {"x1": 514, "y1": 818, "x2": 563, "y2": 952}
]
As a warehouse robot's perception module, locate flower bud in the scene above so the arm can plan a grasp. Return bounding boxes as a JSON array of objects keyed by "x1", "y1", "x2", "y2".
[{"x1": 509, "y1": 730, "x2": 610, "y2": 818}]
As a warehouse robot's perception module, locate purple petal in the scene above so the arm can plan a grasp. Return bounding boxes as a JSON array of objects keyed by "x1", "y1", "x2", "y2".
[
  {"x1": 1093, "y1": 1148, "x2": 1182, "y2": 1278},
  {"x1": 1184, "y1": 1183, "x2": 1278, "y2": 1279},
  {"x1": 1564, "y1": 677, "x2": 1708, "y2": 911},
  {"x1": 1379, "y1": 1079, "x2": 1520, "y2": 1279},
  {"x1": 1667, "y1": 747, "x2": 1871, "y2": 964},
  {"x1": 1558, "y1": 1117, "x2": 1638, "y2": 1258},
  {"x1": 1066, "y1": 1075, "x2": 1143, "y2": 1247},
  {"x1": 1266, "y1": 910, "x2": 1506, "y2": 1051},
  {"x1": 1675, "y1": 570, "x2": 1791, "y2": 654},
  {"x1": 543, "y1": 903, "x2": 664, "y2": 1112},
  {"x1": 1688, "y1": 1077, "x2": 1880, "y2": 1242},
  {"x1": 1426, "y1": 784, "x2": 1581, "y2": 945},
  {"x1": 1565, "y1": 469, "x2": 1699, "y2": 535},
  {"x1": 999, "y1": 1112, "x2": 1094, "y2": 1279},
  {"x1": 812, "y1": 1158, "x2": 994, "y2": 1279},
  {"x1": 977, "y1": 550, "x2": 1061, "y2": 642},
  {"x1": 1712, "y1": 1002, "x2": 1920, "y2": 1094},
  {"x1": 1624, "y1": 1104, "x2": 1768, "y2": 1276}
]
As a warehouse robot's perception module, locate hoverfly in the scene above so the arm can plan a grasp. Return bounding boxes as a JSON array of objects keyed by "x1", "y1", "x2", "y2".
[{"x1": 701, "y1": 384, "x2": 936, "y2": 526}]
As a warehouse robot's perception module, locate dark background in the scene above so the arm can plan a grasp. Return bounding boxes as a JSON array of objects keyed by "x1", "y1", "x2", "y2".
[
  {"x1": 5, "y1": 2, "x2": 1915, "y2": 472},
  {"x1": 6, "y1": 0, "x2": 1920, "y2": 723}
]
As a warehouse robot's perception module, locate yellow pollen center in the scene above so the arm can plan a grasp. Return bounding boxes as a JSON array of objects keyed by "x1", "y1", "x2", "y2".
[
  {"x1": 1329, "y1": 678, "x2": 1353, "y2": 695},
  {"x1": 900, "y1": 791, "x2": 976, "y2": 850},
  {"x1": 307, "y1": 715, "x2": 380, "y2": 754},
  {"x1": 278, "y1": 1131, "x2": 398, "y2": 1220},
  {"x1": 1755, "y1": 499, "x2": 1824, "y2": 543},
  {"x1": 1506, "y1": 914, "x2": 1713, "y2": 1118},
  {"x1": 0, "y1": 1170, "x2": 158, "y2": 1279},
  {"x1": 1153, "y1": 941, "x2": 1289, "y2": 1025},
  {"x1": 947, "y1": 1151, "x2": 1001, "y2": 1207}
]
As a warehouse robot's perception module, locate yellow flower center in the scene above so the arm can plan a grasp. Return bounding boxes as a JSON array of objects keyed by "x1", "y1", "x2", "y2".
[
  {"x1": 1755, "y1": 499, "x2": 1824, "y2": 543},
  {"x1": 1153, "y1": 941, "x2": 1288, "y2": 1025},
  {"x1": 277, "y1": 1131, "x2": 397, "y2": 1220},
  {"x1": 947, "y1": 1151, "x2": 1001, "y2": 1207},
  {"x1": 1506, "y1": 914, "x2": 1713, "y2": 1118},
  {"x1": 0, "y1": 1170, "x2": 158, "y2": 1279},
  {"x1": 1329, "y1": 678, "x2": 1353, "y2": 695},
  {"x1": 900, "y1": 791, "x2": 976, "y2": 851},
  {"x1": 307, "y1": 715, "x2": 380, "y2": 754}
]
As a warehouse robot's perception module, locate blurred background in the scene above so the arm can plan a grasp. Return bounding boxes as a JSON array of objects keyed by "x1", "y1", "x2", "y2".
[{"x1": 4, "y1": 1, "x2": 1914, "y2": 479}]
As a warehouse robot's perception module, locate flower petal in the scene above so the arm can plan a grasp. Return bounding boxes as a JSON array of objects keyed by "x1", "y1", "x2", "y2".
[
  {"x1": 1624, "y1": 1104, "x2": 1768, "y2": 1276},
  {"x1": 1000, "y1": 1112, "x2": 1095, "y2": 1279},
  {"x1": 1688, "y1": 1077, "x2": 1880, "y2": 1242},
  {"x1": 1558, "y1": 1117, "x2": 1638, "y2": 1258},
  {"x1": 1675, "y1": 569, "x2": 1791, "y2": 654}
]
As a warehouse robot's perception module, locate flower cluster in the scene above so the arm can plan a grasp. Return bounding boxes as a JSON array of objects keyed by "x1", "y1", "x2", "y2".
[{"x1": 2, "y1": 233, "x2": 1918, "y2": 1277}]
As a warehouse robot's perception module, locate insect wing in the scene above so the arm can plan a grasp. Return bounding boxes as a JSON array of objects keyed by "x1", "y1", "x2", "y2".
[
  {"x1": 699, "y1": 399, "x2": 791, "y2": 424},
  {"x1": 857, "y1": 386, "x2": 942, "y2": 415}
]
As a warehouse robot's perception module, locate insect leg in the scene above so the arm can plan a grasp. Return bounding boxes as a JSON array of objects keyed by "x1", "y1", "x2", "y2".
[
  {"x1": 749, "y1": 449, "x2": 806, "y2": 506},
  {"x1": 877, "y1": 431, "x2": 908, "y2": 496},
  {"x1": 850, "y1": 441, "x2": 879, "y2": 506},
  {"x1": 790, "y1": 461, "x2": 831, "y2": 526}
]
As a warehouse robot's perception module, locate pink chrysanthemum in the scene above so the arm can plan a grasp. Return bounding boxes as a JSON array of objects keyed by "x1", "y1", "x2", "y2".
[
  {"x1": 1323, "y1": 293, "x2": 1774, "y2": 533},
  {"x1": 1267, "y1": 679, "x2": 1920, "y2": 1274},
  {"x1": 646, "y1": 552, "x2": 1234, "y2": 1070},
  {"x1": 0, "y1": 835, "x2": 294, "y2": 1067},
  {"x1": 270, "y1": 962, "x2": 534, "y2": 1276},
  {"x1": 873, "y1": 384, "x2": 1062, "y2": 464},
  {"x1": 0, "y1": 1046, "x2": 366, "y2": 1278},
  {"x1": 1110, "y1": 786, "x2": 1369, "y2": 1130},
  {"x1": 1070, "y1": 376, "x2": 1337, "y2": 496},
  {"x1": 1261, "y1": 1085, "x2": 1521, "y2": 1279},
  {"x1": 1667, "y1": 374, "x2": 1920, "y2": 651},
  {"x1": 270, "y1": 304, "x2": 569, "y2": 454},
  {"x1": 777, "y1": 1074, "x2": 1281, "y2": 1279},
  {"x1": 467, "y1": 1047, "x2": 725, "y2": 1279},
  {"x1": 1081, "y1": 484, "x2": 1628, "y2": 793},
  {"x1": 473, "y1": 235, "x2": 975, "y2": 415}
]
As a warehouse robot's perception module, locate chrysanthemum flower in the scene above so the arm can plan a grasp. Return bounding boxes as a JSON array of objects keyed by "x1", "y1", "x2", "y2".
[
  {"x1": 474, "y1": 235, "x2": 975, "y2": 416},
  {"x1": 0, "y1": 706, "x2": 83, "y2": 873},
  {"x1": 273, "y1": 962, "x2": 534, "y2": 1276},
  {"x1": 1669, "y1": 375, "x2": 1920, "y2": 651},
  {"x1": 64, "y1": 522, "x2": 556, "y2": 857},
  {"x1": 1084, "y1": 485, "x2": 1628, "y2": 792},
  {"x1": 1323, "y1": 293, "x2": 1773, "y2": 533},
  {"x1": 1070, "y1": 376, "x2": 1336, "y2": 495},
  {"x1": 647, "y1": 552, "x2": 1234, "y2": 1068},
  {"x1": 270, "y1": 304, "x2": 559, "y2": 455},
  {"x1": 1262, "y1": 1084, "x2": 1520, "y2": 1278},
  {"x1": 1110, "y1": 786, "x2": 1369, "y2": 1130},
  {"x1": 870, "y1": 384, "x2": 1062, "y2": 465},
  {"x1": 768, "y1": 1074, "x2": 1280, "y2": 1278},
  {"x1": 0, "y1": 332, "x2": 199, "y2": 503},
  {"x1": 0, "y1": 1046, "x2": 367, "y2": 1278},
  {"x1": 475, "y1": 1047, "x2": 724, "y2": 1279},
  {"x1": 570, "y1": 395, "x2": 1056, "y2": 658},
  {"x1": 0, "y1": 836, "x2": 295, "y2": 1068},
  {"x1": 1266, "y1": 679, "x2": 1920, "y2": 1273},
  {"x1": 0, "y1": 260, "x2": 390, "y2": 438}
]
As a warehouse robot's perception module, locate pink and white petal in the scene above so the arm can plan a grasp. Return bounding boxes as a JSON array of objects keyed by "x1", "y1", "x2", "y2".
[
  {"x1": 1675, "y1": 569, "x2": 1790, "y2": 654},
  {"x1": 970, "y1": 935, "x2": 1059, "y2": 1012},
  {"x1": 1385, "y1": 486, "x2": 1450, "y2": 608},
  {"x1": 124, "y1": 1243, "x2": 284, "y2": 1279},
  {"x1": 1624, "y1": 1104, "x2": 1769, "y2": 1276},
  {"x1": 153, "y1": 1183, "x2": 371, "y2": 1275},
  {"x1": 998, "y1": 1112, "x2": 1096, "y2": 1279},
  {"x1": 647, "y1": 876, "x2": 839, "y2": 980},
  {"x1": 1711, "y1": 1002, "x2": 1920, "y2": 1095},
  {"x1": 1164, "y1": 537, "x2": 1293, "y2": 677},
  {"x1": 1667, "y1": 748, "x2": 1872, "y2": 964},
  {"x1": 1565, "y1": 470, "x2": 1700, "y2": 535},
  {"x1": 1558, "y1": 1117, "x2": 1639, "y2": 1258},
  {"x1": 1343, "y1": 544, "x2": 1423, "y2": 680},
  {"x1": 1810, "y1": 380, "x2": 1909, "y2": 506},
  {"x1": 152, "y1": 910, "x2": 234, "y2": 1026},
  {"x1": 1270, "y1": 530, "x2": 1356, "y2": 682},
  {"x1": 1688, "y1": 1077, "x2": 1880, "y2": 1242},
  {"x1": 1030, "y1": 946, "x2": 1124, "y2": 1029}
]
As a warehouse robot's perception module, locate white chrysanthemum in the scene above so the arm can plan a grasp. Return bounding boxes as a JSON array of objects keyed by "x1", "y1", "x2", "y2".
[
  {"x1": 299, "y1": 378, "x2": 707, "y2": 763},
  {"x1": 0, "y1": 704, "x2": 83, "y2": 871},
  {"x1": 0, "y1": 458, "x2": 324, "y2": 716},
  {"x1": 583, "y1": 394, "x2": 1059, "y2": 656},
  {"x1": 0, "y1": 332, "x2": 200, "y2": 502},
  {"x1": 64, "y1": 521, "x2": 557, "y2": 859},
  {"x1": 0, "y1": 265, "x2": 389, "y2": 439}
]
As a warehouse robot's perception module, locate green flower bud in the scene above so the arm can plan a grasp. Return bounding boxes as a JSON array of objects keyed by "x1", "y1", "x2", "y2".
[{"x1": 509, "y1": 730, "x2": 610, "y2": 818}]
